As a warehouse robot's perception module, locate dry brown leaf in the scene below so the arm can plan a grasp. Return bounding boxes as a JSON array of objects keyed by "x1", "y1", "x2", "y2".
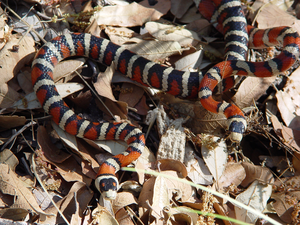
[
  {"x1": 170, "y1": 0, "x2": 194, "y2": 19},
  {"x1": 256, "y1": 3, "x2": 298, "y2": 29},
  {"x1": 43, "y1": 182, "x2": 93, "y2": 224},
  {"x1": 151, "y1": 171, "x2": 193, "y2": 222},
  {"x1": 0, "y1": 7, "x2": 8, "y2": 50},
  {"x1": 51, "y1": 122, "x2": 80, "y2": 153},
  {"x1": 174, "y1": 49, "x2": 203, "y2": 71},
  {"x1": 0, "y1": 83, "x2": 22, "y2": 109},
  {"x1": 118, "y1": 83, "x2": 145, "y2": 108},
  {"x1": 112, "y1": 192, "x2": 138, "y2": 214},
  {"x1": 235, "y1": 180, "x2": 272, "y2": 223},
  {"x1": 275, "y1": 67, "x2": 300, "y2": 128},
  {"x1": 53, "y1": 58, "x2": 86, "y2": 83},
  {"x1": 37, "y1": 126, "x2": 71, "y2": 163},
  {"x1": 97, "y1": 98, "x2": 128, "y2": 119},
  {"x1": 134, "y1": 95, "x2": 149, "y2": 115},
  {"x1": 232, "y1": 76, "x2": 276, "y2": 109},
  {"x1": 293, "y1": 152, "x2": 300, "y2": 173},
  {"x1": 160, "y1": 94, "x2": 227, "y2": 137},
  {"x1": 0, "y1": 34, "x2": 35, "y2": 85},
  {"x1": 0, "y1": 164, "x2": 50, "y2": 218},
  {"x1": 94, "y1": 64, "x2": 128, "y2": 119},
  {"x1": 145, "y1": 21, "x2": 200, "y2": 47},
  {"x1": 17, "y1": 70, "x2": 32, "y2": 95},
  {"x1": 271, "y1": 115, "x2": 300, "y2": 152},
  {"x1": 217, "y1": 162, "x2": 246, "y2": 190},
  {"x1": 248, "y1": 0, "x2": 293, "y2": 21},
  {"x1": 185, "y1": 19, "x2": 212, "y2": 37},
  {"x1": 272, "y1": 192, "x2": 296, "y2": 223},
  {"x1": 185, "y1": 144, "x2": 214, "y2": 185},
  {"x1": 276, "y1": 90, "x2": 298, "y2": 127},
  {"x1": 91, "y1": 205, "x2": 119, "y2": 225},
  {"x1": 69, "y1": 89, "x2": 92, "y2": 110},
  {"x1": 94, "y1": 2, "x2": 163, "y2": 27},
  {"x1": 201, "y1": 134, "x2": 228, "y2": 181},
  {"x1": 0, "y1": 115, "x2": 26, "y2": 131},
  {"x1": 94, "y1": 65, "x2": 116, "y2": 101},
  {"x1": 240, "y1": 162, "x2": 274, "y2": 187},
  {"x1": 76, "y1": 139, "x2": 100, "y2": 179},
  {"x1": 0, "y1": 34, "x2": 35, "y2": 108},
  {"x1": 164, "y1": 206, "x2": 198, "y2": 225},
  {"x1": 138, "y1": 170, "x2": 193, "y2": 221},
  {"x1": 0, "y1": 149, "x2": 19, "y2": 171},
  {"x1": 105, "y1": 26, "x2": 138, "y2": 45},
  {"x1": 272, "y1": 176, "x2": 300, "y2": 223},
  {"x1": 37, "y1": 136, "x2": 93, "y2": 184},
  {"x1": 115, "y1": 207, "x2": 135, "y2": 225},
  {"x1": 39, "y1": 151, "x2": 91, "y2": 185},
  {"x1": 0, "y1": 208, "x2": 30, "y2": 221},
  {"x1": 124, "y1": 38, "x2": 183, "y2": 62},
  {"x1": 157, "y1": 159, "x2": 188, "y2": 178},
  {"x1": 139, "y1": 0, "x2": 171, "y2": 19}
]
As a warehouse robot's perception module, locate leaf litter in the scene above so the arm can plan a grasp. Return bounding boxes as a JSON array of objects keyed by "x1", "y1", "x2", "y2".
[{"x1": 0, "y1": 0, "x2": 300, "y2": 224}]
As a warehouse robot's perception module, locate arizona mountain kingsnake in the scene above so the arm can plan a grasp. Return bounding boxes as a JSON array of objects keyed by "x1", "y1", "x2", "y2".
[{"x1": 31, "y1": 0, "x2": 300, "y2": 199}]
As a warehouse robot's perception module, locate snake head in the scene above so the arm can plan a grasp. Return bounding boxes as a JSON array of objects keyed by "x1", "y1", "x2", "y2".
[
  {"x1": 228, "y1": 117, "x2": 247, "y2": 142},
  {"x1": 95, "y1": 175, "x2": 119, "y2": 200}
]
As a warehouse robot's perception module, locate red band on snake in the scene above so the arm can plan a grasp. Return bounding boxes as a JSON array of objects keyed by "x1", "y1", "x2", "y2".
[{"x1": 31, "y1": 0, "x2": 300, "y2": 199}]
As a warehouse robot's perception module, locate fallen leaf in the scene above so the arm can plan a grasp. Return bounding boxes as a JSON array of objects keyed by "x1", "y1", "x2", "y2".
[
  {"x1": 174, "y1": 49, "x2": 204, "y2": 71},
  {"x1": 217, "y1": 162, "x2": 246, "y2": 191},
  {"x1": 112, "y1": 192, "x2": 137, "y2": 214},
  {"x1": 169, "y1": 0, "x2": 194, "y2": 19},
  {"x1": 157, "y1": 159, "x2": 188, "y2": 178},
  {"x1": 94, "y1": 65, "x2": 129, "y2": 119},
  {"x1": 0, "y1": 164, "x2": 50, "y2": 218},
  {"x1": 145, "y1": 21, "x2": 200, "y2": 47},
  {"x1": 240, "y1": 162, "x2": 274, "y2": 187},
  {"x1": 0, "y1": 34, "x2": 35, "y2": 86},
  {"x1": 185, "y1": 144, "x2": 214, "y2": 185},
  {"x1": 105, "y1": 26, "x2": 137, "y2": 45},
  {"x1": 43, "y1": 182, "x2": 93, "y2": 224},
  {"x1": 124, "y1": 38, "x2": 183, "y2": 62},
  {"x1": 0, "y1": 208, "x2": 30, "y2": 221},
  {"x1": 272, "y1": 175, "x2": 300, "y2": 223},
  {"x1": 271, "y1": 115, "x2": 300, "y2": 152},
  {"x1": 201, "y1": 134, "x2": 228, "y2": 181},
  {"x1": 37, "y1": 126, "x2": 71, "y2": 163},
  {"x1": 91, "y1": 205, "x2": 119, "y2": 225},
  {"x1": 0, "y1": 115, "x2": 26, "y2": 132},
  {"x1": 0, "y1": 83, "x2": 21, "y2": 109},
  {"x1": 139, "y1": 0, "x2": 171, "y2": 19},
  {"x1": 12, "y1": 83, "x2": 84, "y2": 110},
  {"x1": 232, "y1": 76, "x2": 276, "y2": 110},
  {"x1": 256, "y1": 3, "x2": 298, "y2": 29},
  {"x1": 119, "y1": 83, "x2": 145, "y2": 108},
  {"x1": 235, "y1": 180, "x2": 272, "y2": 223},
  {"x1": 94, "y1": 2, "x2": 163, "y2": 27},
  {"x1": 0, "y1": 149, "x2": 19, "y2": 171},
  {"x1": 161, "y1": 94, "x2": 227, "y2": 135},
  {"x1": 276, "y1": 67, "x2": 300, "y2": 128},
  {"x1": 17, "y1": 70, "x2": 32, "y2": 95}
]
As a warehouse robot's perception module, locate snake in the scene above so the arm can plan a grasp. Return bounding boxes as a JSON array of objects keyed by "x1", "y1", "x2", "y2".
[{"x1": 31, "y1": 0, "x2": 300, "y2": 199}]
